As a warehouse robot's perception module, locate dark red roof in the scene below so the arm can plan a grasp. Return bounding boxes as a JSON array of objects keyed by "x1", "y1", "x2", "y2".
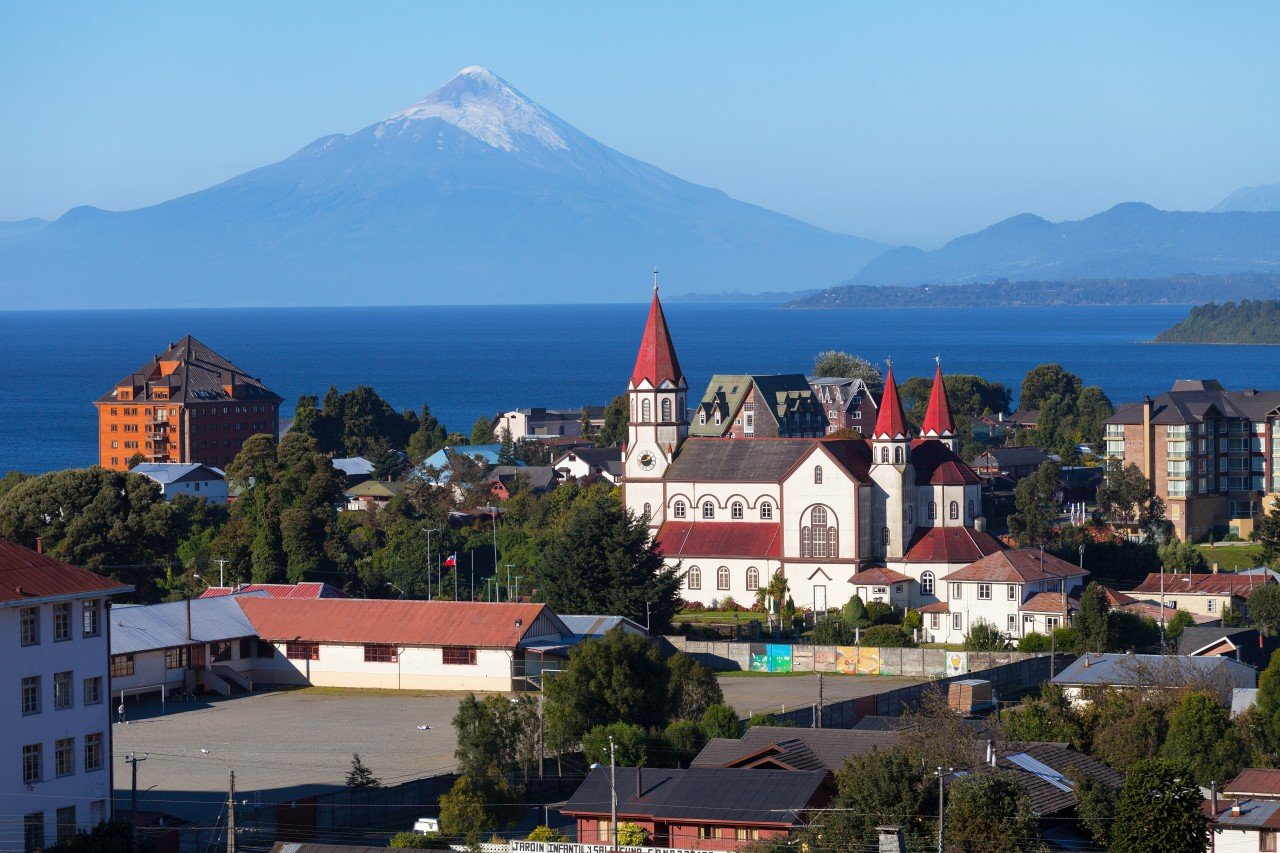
[
  {"x1": 238, "y1": 599, "x2": 562, "y2": 648},
  {"x1": 916, "y1": 601, "x2": 950, "y2": 613},
  {"x1": 920, "y1": 362, "x2": 955, "y2": 436},
  {"x1": 902, "y1": 526, "x2": 1005, "y2": 564},
  {"x1": 199, "y1": 582, "x2": 350, "y2": 600},
  {"x1": 630, "y1": 290, "x2": 684, "y2": 388},
  {"x1": 819, "y1": 438, "x2": 873, "y2": 481},
  {"x1": 1129, "y1": 572, "x2": 1274, "y2": 599},
  {"x1": 872, "y1": 364, "x2": 909, "y2": 440},
  {"x1": 1020, "y1": 592, "x2": 1078, "y2": 613},
  {"x1": 848, "y1": 567, "x2": 911, "y2": 584},
  {"x1": 656, "y1": 521, "x2": 783, "y2": 559},
  {"x1": 910, "y1": 439, "x2": 981, "y2": 485},
  {"x1": 943, "y1": 548, "x2": 1086, "y2": 583},
  {"x1": 0, "y1": 540, "x2": 132, "y2": 603},
  {"x1": 1226, "y1": 769, "x2": 1280, "y2": 798}
]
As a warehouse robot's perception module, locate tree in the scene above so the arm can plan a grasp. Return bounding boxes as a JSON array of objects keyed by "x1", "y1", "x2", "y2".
[
  {"x1": 367, "y1": 441, "x2": 406, "y2": 480},
  {"x1": 496, "y1": 428, "x2": 517, "y2": 466},
  {"x1": 577, "y1": 406, "x2": 598, "y2": 442},
  {"x1": 901, "y1": 373, "x2": 1012, "y2": 427},
  {"x1": 1110, "y1": 759, "x2": 1208, "y2": 853},
  {"x1": 1161, "y1": 691, "x2": 1245, "y2": 785},
  {"x1": 346, "y1": 753, "x2": 380, "y2": 789},
  {"x1": 841, "y1": 594, "x2": 868, "y2": 626},
  {"x1": 1020, "y1": 363, "x2": 1083, "y2": 411},
  {"x1": 810, "y1": 618, "x2": 857, "y2": 645},
  {"x1": 663, "y1": 719, "x2": 708, "y2": 764},
  {"x1": 390, "y1": 831, "x2": 446, "y2": 848},
  {"x1": 438, "y1": 775, "x2": 520, "y2": 846},
  {"x1": 304, "y1": 385, "x2": 422, "y2": 456},
  {"x1": 666, "y1": 653, "x2": 724, "y2": 721},
  {"x1": 1249, "y1": 584, "x2": 1280, "y2": 636},
  {"x1": 598, "y1": 394, "x2": 629, "y2": 447},
  {"x1": 702, "y1": 703, "x2": 740, "y2": 739},
  {"x1": 1074, "y1": 385, "x2": 1115, "y2": 449},
  {"x1": 943, "y1": 770, "x2": 1043, "y2": 853},
  {"x1": 1166, "y1": 609, "x2": 1195, "y2": 643},
  {"x1": 470, "y1": 416, "x2": 497, "y2": 445},
  {"x1": 812, "y1": 351, "x2": 883, "y2": 392},
  {"x1": 821, "y1": 748, "x2": 933, "y2": 847},
  {"x1": 1076, "y1": 582, "x2": 1113, "y2": 653},
  {"x1": 584, "y1": 722, "x2": 648, "y2": 766},
  {"x1": 292, "y1": 394, "x2": 320, "y2": 438},
  {"x1": 1073, "y1": 773, "x2": 1117, "y2": 848},
  {"x1": 1086, "y1": 689, "x2": 1167, "y2": 772},
  {"x1": 963, "y1": 619, "x2": 1010, "y2": 651},
  {"x1": 1008, "y1": 460, "x2": 1060, "y2": 546},
  {"x1": 1098, "y1": 462, "x2": 1166, "y2": 536},
  {"x1": 1000, "y1": 683, "x2": 1083, "y2": 746},
  {"x1": 407, "y1": 402, "x2": 449, "y2": 462},
  {"x1": 1259, "y1": 501, "x2": 1280, "y2": 569},
  {"x1": 532, "y1": 488, "x2": 682, "y2": 630},
  {"x1": 526, "y1": 826, "x2": 569, "y2": 842},
  {"x1": 1159, "y1": 539, "x2": 1208, "y2": 574},
  {"x1": 1252, "y1": 649, "x2": 1280, "y2": 760},
  {"x1": 48, "y1": 817, "x2": 154, "y2": 853},
  {"x1": 452, "y1": 693, "x2": 539, "y2": 782}
]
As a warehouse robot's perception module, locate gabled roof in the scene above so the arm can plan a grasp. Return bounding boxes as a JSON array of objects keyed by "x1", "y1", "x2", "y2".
[
  {"x1": 112, "y1": 592, "x2": 267, "y2": 655},
  {"x1": 872, "y1": 364, "x2": 909, "y2": 440},
  {"x1": 199, "y1": 582, "x2": 350, "y2": 600},
  {"x1": 238, "y1": 599, "x2": 566, "y2": 649},
  {"x1": 995, "y1": 741, "x2": 1123, "y2": 817},
  {"x1": 1129, "y1": 571, "x2": 1274, "y2": 599},
  {"x1": 489, "y1": 465, "x2": 558, "y2": 492},
  {"x1": 848, "y1": 567, "x2": 912, "y2": 585},
  {"x1": 1019, "y1": 592, "x2": 1079, "y2": 614},
  {"x1": 344, "y1": 479, "x2": 406, "y2": 499},
  {"x1": 0, "y1": 540, "x2": 133, "y2": 605},
  {"x1": 690, "y1": 374, "x2": 752, "y2": 437},
  {"x1": 552, "y1": 446, "x2": 622, "y2": 470},
  {"x1": 920, "y1": 361, "x2": 955, "y2": 437},
  {"x1": 910, "y1": 439, "x2": 981, "y2": 485},
  {"x1": 130, "y1": 462, "x2": 226, "y2": 484},
  {"x1": 975, "y1": 446, "x2": 1052, "y2": 468},
  {"x1": 666, "y1": 438, "x2": 815, "y2": 482},
  {"x1": 1106, "y1": 381, "x2": 1280, "y2": 427},
  {"x1": 691, "y1": 727, "x2": 897, "y2": 773},
  {"x1": 943, "y1": 549, "x2": 1086, "y2": 583},
  {"x1": 656, "y1": 522, "x2": 782, "y2": 559},
  {"x1": 902, "y1": 526, "x2": 1006, "y2": 564},
  {"x1": 1226, "y1": 769, "x2": 1280, "y2": 799},
  {"x1": 563, "y1": 766, "x2": 827, "y2": 825},
  {"x1": 630, "y1": 289, "x2": 684, "y2": 389},
  {"x1": 1052, "y1": 653, "x2": 1258, "y2": 689}
]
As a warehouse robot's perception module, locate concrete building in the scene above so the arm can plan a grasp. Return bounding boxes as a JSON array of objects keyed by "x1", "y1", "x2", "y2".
[
  {"x1": 1125, "y1": 571, "x2": 1274, "y2": 620},
  {"x1": 95, "y1": 335, "x2": 281, "y2": 471},
  {"x1": 1103, "y1": 380, "x2": 1280, "y2": 540},
  {"x1": 1, "y1": 540, "x2": 132, "y2": 851},
  {"x1": 129, "y1": 462, "x2": 228, "y2": 504},
  {"x1": 493, "y1": 406, "x2": 607, "y2": 440}
]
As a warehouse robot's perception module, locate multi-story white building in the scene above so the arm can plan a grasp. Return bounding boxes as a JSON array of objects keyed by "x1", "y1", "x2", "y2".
[{"x1": 0, "y1": 540, "x2": 131, "y2": 851}]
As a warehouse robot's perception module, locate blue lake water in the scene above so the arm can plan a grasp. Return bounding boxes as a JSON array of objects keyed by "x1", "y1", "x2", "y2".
[{"x1": 0, "y1": 302, "x2": 1272, "y2": 474}]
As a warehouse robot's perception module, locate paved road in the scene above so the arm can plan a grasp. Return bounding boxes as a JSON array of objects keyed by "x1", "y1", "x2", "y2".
[{"x1": 717, "y1": 673, "x2": 925, "y2": 717}]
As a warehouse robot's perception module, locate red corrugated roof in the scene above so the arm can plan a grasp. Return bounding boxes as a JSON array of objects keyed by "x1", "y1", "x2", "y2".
[
  {"x1": 901, "y1": 526, "x2": 1005, "y2": 564},
  {"x1": 916, "y1": 601, "x2": 949, "y2": 613},
  {"x1": 237, "y1": 599, "x2": 561, "y2": 648},
  {"x1": 655, "y1": 521, "x2": 782, "y2": 559},
  {"x1": 0, "y1": 540, "x2": 132, "y2": 603},
  {"x1": 199, "y1": 582, "x2": 350, "y2": 600},
  {"x1": 943, "y1": 548, "x2": 1086, "y2": 583},
  {"x1": 1226, "y1": 769, "x2": 1280, "y2": 798},
  {"x1": 1129, "y1": 572, "x2": 1273, "y2": 598},
  {"x1": 920, "y1": 362, "x2": 955, "y2": 437},
  {"x1": 630, "y1": 290, "x2": 684, "y2": 388},
  {"x1": 848, "y1": 567, "x2": 912, "y2": 584},
  {"x1": 872, "y1": 365, "x2": 909, "y2": 440}
]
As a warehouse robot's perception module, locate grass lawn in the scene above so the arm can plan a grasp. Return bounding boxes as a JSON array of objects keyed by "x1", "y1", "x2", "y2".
[
  {"x1": 718, "y1": 670, "x2": 813, "y2": 678},
  {"x1": 677, "y1": 610, "x2": 766, "y2": 623},
  {"x1": 1195, "y1": 543, "x2": 1264, "y2": 571}
]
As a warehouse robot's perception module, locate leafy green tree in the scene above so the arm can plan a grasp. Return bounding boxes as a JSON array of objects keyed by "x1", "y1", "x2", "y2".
[
  {"x1": 597, "y1": 395, "x2": 629, "y2": 447},
  {"x1": 666, "y1": 653, "x2": 724, "y2": 721},
  {"x1": 406, "y1": 402, "x2": 449, "y2": 462},
  {"x1": 438, "y1": 775, "x2": 520, "y2": 846},
  {"x1": 584, "y1": 722, "x2": 648, "y2": 766},
  {"x1": 1249, "y1": 584, "x2": 1280, "y2": 636},
  {"x1": 1072, "y1": 774, "x2": 1117, "y2": 847},
  {"x1": 616, "y1": 823, "x2": 648, "y2": 846},
  {"x1": 1165, "y1": 609, "x2": 1195, "y2": 644},
  {"x1": 943, "y1": 770, "x2": 1043, "y2": 853},
  {"x1": 543, "y1": 627, "x2": 670, "y2": 751},
  {"x1": 1000, "y1": 683, "x2": 1083, "y2": 746},
  {"x1": 305, "y1": 385, "x2": 422, "y2": 456},
  {"x1": 1086, "y1": 689, "x2": 1167, "y2": 771},
  {"x1": 1074, "y1": 385, "x2": 1115, "y2": 448},
  {"x1": 346, "y1": 753, "x2": 380, "y2": 788},
  {"x1": 842, "y1": 594, "x2": 868, "y2": 626},
  {"x1": 812, "y1": 350, "x2": 883, "y2": 393},
  {"x1": 1251, "y1": 650, "x2": 1280, "y2": 760},
  {"x1": 1098, "y1": 462, "x2": 1167, "y2": 536},
  {"x1": 900, "y1": 374, "x2": 1012, "y2": 427},
  {"x1": 577, "y1": 406, "x2": 598, "y2": 442},
  {"x1": 1160, "y1": 691, "x2": 1245, "y2": 785},
  {"x1": 389, "y1": 831, "x2": 445, "y2": 848},
  {"x1": 532, "y1": 488, "x2": 682, "y2": 630},
  {"x1": 1110, "y1": 609, "x2": 1162, "y2": 651},
  {"x1": 1110, "y1": 759, "x2": 1208, "y2": 853},
  {"x1": 1259, "y1": 502, "x2": 1280, "y2": 569},
  {"x1": 496, "y1": 428, "x2": 517, "y2": 466},
  {"x1": 291, "y1": 394, "x2": 320, "y2": 438},
  {"x1": 453, "y1": 693, "x2": 539, "y2": 782},
  {"x1": 1020, "y1": 363, "x2": 1083, "y2": 411},
  {"x1": 1032, "y1": 392, "x2": 1074, "y2": 455},
  {"x1": 821, "y1": 748, "x2": 933, "y2": 847},
  {"x1": 526, "y1": 826, "x2": 569, "y2": 842},
  {"x1": 1159, "y1": 539, "x2": 1208, "y2": 573},
  {"x1": 1008, "y1": 460, "x2": 1061, "y2": 546},
  {"x1": 367, "y1": 441, "x2": 406, "y2": 480},
  {"x1": 865, "y1": 601, "x2": 898, "y2": 625},
  {"x1": 702, "y1": 703, "x2": 740, "y2": 739},
  {"x1": 470, "y1": 416, "x2": 497, "y2": 445},
  {"x1": 1076, "y1": 582, "x2": 1113, "y2": 652},
  {"x1": 746, "y1": 712, "x2": 792, "y2": 729},
  {"x1": 1016, "y1": 632, "x2": 1051, "y2": 652},
  {"x1": 811, "y1": 618, "x2": 857, "y2": 645},
  {"x1": 963, "y1": 619, "x2": 1010, "y2": 651},
  {"x1": 663, "y1": 720, "x2": 707, "y2": 764}
]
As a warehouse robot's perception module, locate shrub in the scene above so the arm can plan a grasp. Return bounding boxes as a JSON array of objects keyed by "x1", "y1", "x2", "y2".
[
  {"x1": 1017, "y1": 632, "x2": 1051, "y2": 653},
  {"x1": 861, "y1": 624, "x2": 916, "y2": 647},
  {"x1": 617, "y1": 823, "x2": 648, "y2": 846},
  {"x1": 390, "y1": 832, "x2": 446, "y2": 849},
  {"x1": 811, "y1": 617, "x2": 856, "y2": 645},
  {"x1": 902, "y1": 609, "x2": 922, "y2": 633},
  {"x1": 679, "y1": 600, "x2": 705, "y2": 613},
  {"x1": 664, "y1": 719, "x2": 707, "y2": 762},
  {"x1": 702, "y1": 703, "x2": 740, "y2": 739},
  {"x1": 526, "y1": 826, "x2": 569, "y2": 842},
  {"x1": 720, "y1": 596, "x2": 740, "y2": 612},
  {"x1": 746, "y1": 712, "x2": 795, "y2": 729},
  {"x1": 963, "y1": 619, "x2": 1011, "y2": 651},
  {"x1": 866, "y1": 601, "x2": 900, "y2": 625}
]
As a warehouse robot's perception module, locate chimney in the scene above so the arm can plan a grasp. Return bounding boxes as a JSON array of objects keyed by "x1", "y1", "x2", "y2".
[
  {"x1": 35, "y1": 537, "x2": 42, "y2": 554},
  {"x1": 1213, "y1": 563, "x2": 1220, "y2": 574},
  {"x1": 1232, "y1": 802, "x2": 1242, "y2": 817},
  {"x1": 1211, "y1": 781, "x2": 1218, "y2": 820},
  {"x1": 986, "y1": 740, "x2": 995, "y2": 766},
  {"x1": 876, "y1": 826, "x2": 905, "y2": 853},
  {"x1": 975, "y1": 516, "x2": 987, "y2": 533}
]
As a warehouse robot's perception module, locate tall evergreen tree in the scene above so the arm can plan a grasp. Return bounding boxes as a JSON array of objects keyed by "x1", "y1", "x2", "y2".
[
  {"x1": 1008, "y1": 460, "x2": 1060, "y2": 546},
  {"x1": 1076, "y1": 582, "x2": 1113, "y2": 652},
  {"x1": 1110, "y1": 759, "x2": 1208, "y2": 853}
]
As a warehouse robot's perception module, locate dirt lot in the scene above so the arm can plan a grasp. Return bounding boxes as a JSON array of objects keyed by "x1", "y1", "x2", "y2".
[{"x1": 716, "y1": 672, "x2": 925, "y2": 717}]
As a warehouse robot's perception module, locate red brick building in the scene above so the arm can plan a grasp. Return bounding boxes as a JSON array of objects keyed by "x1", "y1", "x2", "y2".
[{"x1": 95, "y1": 336, "x2": 281, "y2": 470}]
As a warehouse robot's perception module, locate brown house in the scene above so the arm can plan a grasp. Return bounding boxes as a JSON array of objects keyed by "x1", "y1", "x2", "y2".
[
  {"x1": 690, "y1": 374, "x2": 827, "y2": 439},
  {"x1": 96, "y1": 336, "x2": 281, "y2": 471},
  {"x1": 808, "y1": 376, "x2": 879, "y2": 435}
]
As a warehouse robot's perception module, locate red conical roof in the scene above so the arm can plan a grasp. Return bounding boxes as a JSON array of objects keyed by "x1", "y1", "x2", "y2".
[
  {"x1": 921, "y1": 360, "x2": 955, "y2": 437},
  {"x1": 630, "y1": 289, "x2": 684, "y2": 388},
  {"x1": 872, "y1": 364, "x2": 909, "y2": 439}
]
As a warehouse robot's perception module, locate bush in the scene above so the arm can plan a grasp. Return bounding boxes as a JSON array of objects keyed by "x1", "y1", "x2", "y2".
[
  {"x1": 584, "y1": 722, "x2": 648, "y2": 766},
  {"x1": 390, "y1": 832, "x2": 446, "y2": 849},
  {"x1": 526, "y1": 826, "x2": 569, "y2": 842},
  {"x1": 1017, "y1": 632, "x2": 1051, "y2": 653},
  {"x1": 842, "y1": 595, "x2": 869, "y2": 626},
  {"x1": 811, "y1": 617, "x2": 856, "y2": 645},
  {"x1": 963, "y1": 619, "x2": 1011, "y2": 651},
  {"x1": 747, "y1": 712, "x2": 795, "y2": 729},
  {"x1": 617, "y1": 823, "x2": 649, "y2": 846},
  {"x1": 902, "y1": 609, "x2": 922, "y2": 633},
  {"x1": 721, "y1": 596, "x2": 742, "y2": 612},
  {"x1": 679, "y1": 600, "x2": 705, "y2": 613},
  {"x1": 702, "y1": 703, "x2": 740, "y2": 739},
  {"x1": 664, "y1": 719, "x2": 707, "y2": 762},
  {"x1": 865, "y1": 601, "x2": 900, "y2": 625},
  {"x1": 861, "y1": 624, "x2": 916, "y2": 647}
]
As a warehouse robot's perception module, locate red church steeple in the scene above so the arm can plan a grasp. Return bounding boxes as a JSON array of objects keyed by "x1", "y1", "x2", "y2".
[
  {"x1": 920, "y1": 357, "x2": 956, "y2": 438},
  {"x1": 630, "y1": 275, "x2": 684, "y2": 388},
  {"x1": 872, "y1": 362, "x2": 909, "y2": 440}
]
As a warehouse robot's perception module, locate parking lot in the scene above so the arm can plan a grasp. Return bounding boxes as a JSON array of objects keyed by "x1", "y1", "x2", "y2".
[
  {"x1": 113, "y1": 688, "x2": 467, "y2": 822},
  {"x1": 717, "y1": 672, "x2": 925, "y2": 717}
]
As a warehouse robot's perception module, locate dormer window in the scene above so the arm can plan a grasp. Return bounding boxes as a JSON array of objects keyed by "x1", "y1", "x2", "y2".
[
  {"x1": 699, "y1": 410, "x2": 707, "y2": 425},
  {"x1": 714, "y1": 409, "x2": 722, "y2": 425}
]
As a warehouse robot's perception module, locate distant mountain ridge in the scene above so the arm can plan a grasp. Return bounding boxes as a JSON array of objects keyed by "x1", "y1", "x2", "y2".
[
  {"x1": 1213, "y1": 183, "x2": 1280, "y2": 213},
  {"x1": 0, "y1": 67, "x2": 886, "y2": 308},
  {"x1": 848, "y1": 202, "x2": 1280, "y2": 286}
]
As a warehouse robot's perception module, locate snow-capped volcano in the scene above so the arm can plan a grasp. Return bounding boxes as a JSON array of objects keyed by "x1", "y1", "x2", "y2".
[
  {"x1": 381, "y1": 66, "x2": 570, "y2": 152},
  {"x1": 0, "y1": 67, "x2": 888, "y2": 307}
]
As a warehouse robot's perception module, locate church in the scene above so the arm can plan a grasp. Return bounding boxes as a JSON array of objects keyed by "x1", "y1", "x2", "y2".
[{"x1": 620, "y1": 287, "x2": 1067, "y2": 631}]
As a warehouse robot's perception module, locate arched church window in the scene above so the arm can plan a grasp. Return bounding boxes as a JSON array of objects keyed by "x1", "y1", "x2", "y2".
[
  {"x1": 641, "y1": 399, "x2": 651, "y2": 422},
  {"x1": 968, "y1": 499, "x2": 975, "y2": 519},
  {"x1": 801, "y1": 526, "x2": 812, "y2": 558},
  {"x1": 731, "y1": 501, "x2": 744, "y2": 520},
  {"x1": 746, "y1": 567, "x2": 760, "y2": 591},
  {"x1": 661, "y1": 398, "x2": 672, "y2": 422},
  {"x1": 907, "y1": 505, "x2": 915, "y2": 524},
  {"x1": 928, "y1": 501, "x2": 937, "y2": 520},
  {"x1": 827, "y1": 527, "x2": 838, "y2": 556},
  {"x1": 673, "y1": 500, "x2": 686, "y2": 519},
  {"x1": 880, "y1": 447, "x2": 889, "y2": 463},
  {"x1": 881, "y1": 527, "x2": 890, "y2": 545},
  {"x1": 894, "y1": 446, "x2": 904, "y2": 464},
  {"x1": 950, "y1": 501, "x2": 959, "y2": 520},
  {"x1": 814, "y1": 465, "x2": 823, "y2": 484},
  {"x1": 688, "y1": 566, "x2": 701, "y2": 589},
  {"x1": 921, "y1": 571, "x2": 935, "y2": 596},
  {"x1": 760, "y1": 501, "x2": 773, "y2": 520},
  {"x1": 642, "y1": 502, "x2": 652, "y2": 519},
  {"x1": 702, "y1": 500, "x2": 715, "y2": 519},
  {"x1": 811, "y1": 506, "x2": 828, "y2": 527},
  {"x1": 717, "y1": 566, "x2": 730, "y2": 590}
]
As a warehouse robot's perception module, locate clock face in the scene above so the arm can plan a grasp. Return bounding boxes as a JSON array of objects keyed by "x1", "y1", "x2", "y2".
[{"x1": 638, "y1": 451, "x2": 657, "y2": 471}]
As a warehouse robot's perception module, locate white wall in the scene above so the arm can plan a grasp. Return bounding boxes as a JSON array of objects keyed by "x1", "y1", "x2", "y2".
[
  {"x1": 161, "y1": 478, "x2": 228, "y2": 504},
  {"x1": 255, "y1": 642, "x2": 520, "y2": 691},
  {"x1": 1, "y1": 596, "x2": 115, "y2": 850},
  {"x1": 1214, "y1": 824, "x2": 1271, "y2": 853}
]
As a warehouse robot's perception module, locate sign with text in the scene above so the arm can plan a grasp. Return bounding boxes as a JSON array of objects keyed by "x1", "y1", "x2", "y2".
[{"x1": 510, "y1": 842, "x2": 706, "y2": 853}]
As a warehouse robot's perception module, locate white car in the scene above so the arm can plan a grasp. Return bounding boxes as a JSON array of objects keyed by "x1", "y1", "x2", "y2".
[{"x1": 414, "y1": 817, "x2": 440, "y2": 835}]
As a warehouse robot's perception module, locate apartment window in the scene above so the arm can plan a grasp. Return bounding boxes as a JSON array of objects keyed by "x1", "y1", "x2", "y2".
[
  {"x1": 54, "y1": 671, "x2": 72, "y2": 710},
  {"x1": 84, "y1": 732, "x2": 103, "y2": 772},
  {"x1": 22, "y1": 743, "x2": 41, "y2": 783},
  {"x1": 54, "y1": 738, "x2": 74, "y2": 777},
  {"x1": 921, "y1": 572, "x2": 935, "y2": 596},
  {"x1": 111, "y1": 654, "x2": 134, "y2": 677},
  {"x1": 1260, "y1": 829, "x2": 1277, "y2": 852},
  {"x1": 82, "y1": 600, "x2": 100, "y2": 637},
  {"x1": 21, "y1": 607, "x2": 39, "y2": 646},
  {"x1": 24, "y1": 812, "x2": 43, "y2": 853},
  {"x1": 1208, "y1": 598, "x2": 1216, "y2": 613},
  {"x1": 702, "y1": 500, "x2": 715, "y2": 519},
  {"x1": 952, "y1": 613, "x2": 963, "y2": 631},
  {"x1": 688, "y1": 566, "x2": 701, "y2": 589},
  {"x1": 83, "y1": 676, "x2": 102, "y2": 705},
  {"x1": 285, "y1": 642, "x2": 319, "y2": 661},
  {"x1": 717, "y1": 566, "x2": 731, "y2": 590},
  {"x1": 977, "y1": 584, "x2": 992, "y2": 600},
  {"x1": 21, "y1": 676, "x2": 40, "y2": 715},
  {"x1": 673, "y1": 500, "x2": 686, "y2": 519},
  {"x1": 930, "y1": 613, "x2": 940, "y2": 630},
  {"x1": 731, "y1": 501, "x2": 744, "y2": 520},
  {"x1": 950, "y1": 583, "x2": 962, "y2": 599},
  {"x1": 56, "y1": 806, "x2": 77, "y2": 845},
  {"x1": 442, "y1": 646, "x2": 477, "y2": 665},
  {"x1": 166, "y1": 647, "x2": 188, "y2": 669},
  {"x1": 746, "y1": 567, "x2": 760, "y2": 591},
  {"x1": 1008, "y1": 584, "x2": 1018, "y2": 601},
  {"x1": 364, "y1": 644, "x2": 398, "y2": 663},
  {"x1": 1046, "y1": 616, "x2": 1061, "y2": 630},
  {"x1": 760, "y1": 501, "x2": 773, "y2": 520}
]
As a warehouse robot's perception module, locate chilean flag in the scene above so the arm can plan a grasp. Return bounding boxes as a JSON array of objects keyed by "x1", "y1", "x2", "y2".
[{"x1": 444, "y1": 553, "x2": 457, "y2": 568}]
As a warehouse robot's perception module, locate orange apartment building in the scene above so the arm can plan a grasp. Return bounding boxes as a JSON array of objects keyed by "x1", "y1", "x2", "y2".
[{"x1": 95, "y1": 336, "x2": 282, "y2": 471}]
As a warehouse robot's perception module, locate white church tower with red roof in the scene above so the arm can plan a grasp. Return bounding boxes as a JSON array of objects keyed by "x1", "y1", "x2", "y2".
[
  {"x1": 869, "y1": 363, "x2": 917, "y2": 560},
  {"x1": 623, "y1": 278, "x2": 689, "y2": 526},
  {"x1": 919, "y1": 357, "x2": 958, "y2": 452}
]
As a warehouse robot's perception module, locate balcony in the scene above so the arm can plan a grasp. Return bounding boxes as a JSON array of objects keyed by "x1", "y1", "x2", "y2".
[{"x1": 148, "y1": 432, "x2": 166, "y2": 442}]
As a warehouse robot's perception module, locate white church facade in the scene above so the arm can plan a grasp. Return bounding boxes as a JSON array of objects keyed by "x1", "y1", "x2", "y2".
[{"x1": 621, "y1": 288, "x2": 1086, "y2": 642}]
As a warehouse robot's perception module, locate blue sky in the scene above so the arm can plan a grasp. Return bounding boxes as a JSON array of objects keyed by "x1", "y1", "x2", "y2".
[{"x1": 1, "y1": 1, "x2": 1277, "y2": 247}]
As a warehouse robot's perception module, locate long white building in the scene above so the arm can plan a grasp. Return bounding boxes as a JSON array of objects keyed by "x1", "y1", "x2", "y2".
[{"x1": 0, "y1": 540, "x2": 131, "y2": 851}]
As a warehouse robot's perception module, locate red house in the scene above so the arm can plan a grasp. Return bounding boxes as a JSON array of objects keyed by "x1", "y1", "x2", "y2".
[{"x1": 562, "y1": 766, "x2": 829, "y2": 851}]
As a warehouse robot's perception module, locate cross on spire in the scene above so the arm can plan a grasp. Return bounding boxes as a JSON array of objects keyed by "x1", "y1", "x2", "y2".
[{"x1": 653, "y1": 268, "x2": 659, "y2": 293}]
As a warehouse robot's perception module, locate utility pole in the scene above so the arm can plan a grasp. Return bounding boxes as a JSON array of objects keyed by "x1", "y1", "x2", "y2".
[
  {"x1": 645, "y1": 602, "x2": 651, "y2": 636},
  {"x1": 126, "y1": 752, "x2": 147, "y2": 853},
  {"x1": 227, "y1": 769, "x2": 236, "y2": 853},
  {"x1": 936, "y1": 767, "x2": 945, "y2": 853},
  {"x1": 609, "y1": 736, "x2": 618, "y2": 853},
  {"x1": 215, "y1": 558, "x2": 228, "y2": 588},
  {"x1": 538, "y1": 695, "x2": 545, "y2": 782},
  {"x1": 470, "y1": 551, "x2": 475, "y2": 601},
  {"x1": 505, "y1": 564, "x2": 516, "y2": 602},
  {"x1": 817, "y1": 673, "x2": 824, "y2": 728},
  {"x1": 487, "y1": 505, "x2": 499, "y2": 601}
]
